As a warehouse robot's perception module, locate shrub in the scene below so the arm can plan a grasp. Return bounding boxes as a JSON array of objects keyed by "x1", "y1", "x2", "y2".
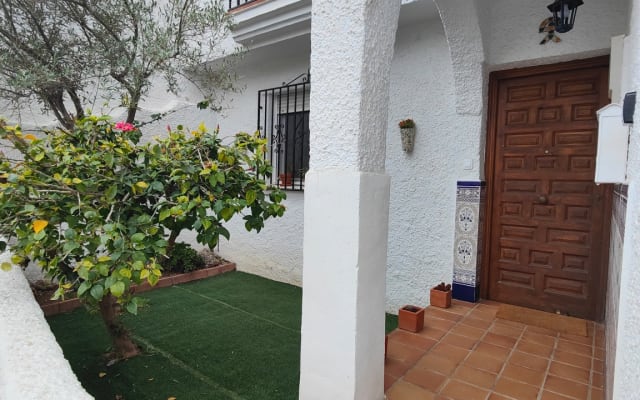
[{"x1": 163, "y1": 243, "x2": 205, "y2": 273}]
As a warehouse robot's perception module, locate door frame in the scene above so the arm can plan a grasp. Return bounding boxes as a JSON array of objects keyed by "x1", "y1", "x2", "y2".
[{"x1": 480, "y1": 56, "x2": 613, "y2": 320}]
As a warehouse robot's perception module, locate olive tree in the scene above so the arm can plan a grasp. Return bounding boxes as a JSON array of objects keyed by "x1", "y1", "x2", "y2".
[
  {"x1": 0, "y1": 117, "x2": 286, "y2": 358},
  {"x1": 0, "y1": 0, "x2": 236, "y2": 129}
]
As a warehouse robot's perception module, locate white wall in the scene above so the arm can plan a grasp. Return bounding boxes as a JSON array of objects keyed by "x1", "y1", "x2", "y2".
[
  {"x1": 192, "y1": 35, "x2": 312, "y2": 286},
  {"x1": 385, "y1": 18, "x2": 459, "y2": 311},
  {"x1": 481, "y1": 0, "x2": 629, "y2": 69},
  {"x1": 0, "y1": 261, "x2": 92, "y2": 400},
  {"x1": 613, "y1": 1, "x2": 640, "y2": 397}
]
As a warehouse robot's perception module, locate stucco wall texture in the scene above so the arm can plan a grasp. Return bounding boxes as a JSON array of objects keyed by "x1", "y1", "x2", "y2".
[
  {"x1": 0, "y1": 260, "x2": 92, "y2": 400},
  {"x1": 203, "y1": 0, "x2": 631, "y2": 315}
]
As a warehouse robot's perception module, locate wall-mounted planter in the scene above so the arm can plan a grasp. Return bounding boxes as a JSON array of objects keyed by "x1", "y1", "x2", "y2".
[
  {"x1": 430, "y1": 283, "x2": 452, "y2": 308},
  {"x1": 398, "y1": 305, "x2": 425, "y2": 333},
  {"x1": 400, "y1": 127, "x2": 416, "y2": 153}
]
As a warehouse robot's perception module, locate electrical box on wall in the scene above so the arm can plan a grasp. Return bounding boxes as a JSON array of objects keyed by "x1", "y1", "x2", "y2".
[{"x1": 595, "y1": 104, "x2": 629, "y2": 184}]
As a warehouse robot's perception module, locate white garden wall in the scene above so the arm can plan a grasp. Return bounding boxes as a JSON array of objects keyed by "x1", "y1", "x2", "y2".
[{"x1": 0, "y1": 260, "x2": 92, "y2": 400}]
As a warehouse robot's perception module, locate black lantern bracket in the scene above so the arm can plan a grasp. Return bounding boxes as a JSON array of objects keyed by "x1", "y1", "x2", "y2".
[{"x1": 547, "y1": 0, "x2": 584, "y2": 33}]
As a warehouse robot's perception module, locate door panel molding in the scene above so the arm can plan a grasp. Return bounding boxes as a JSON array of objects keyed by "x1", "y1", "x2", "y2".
[{"x1": 481, "y1": 56, "x2": 612, "y2": 320}]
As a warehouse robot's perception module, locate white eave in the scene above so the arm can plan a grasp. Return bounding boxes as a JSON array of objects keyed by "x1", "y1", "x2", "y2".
[{"x1": 229, "y1": 0, "x2": 312, "y2": 49}]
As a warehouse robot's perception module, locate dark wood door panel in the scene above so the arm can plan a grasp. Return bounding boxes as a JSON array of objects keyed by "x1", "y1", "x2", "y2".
[{"x1": 486, "y1": 58, "x2": 611, "y2": 320}]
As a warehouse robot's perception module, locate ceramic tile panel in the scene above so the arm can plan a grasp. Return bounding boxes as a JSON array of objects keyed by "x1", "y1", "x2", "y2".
[{"x1": 453, "y1": 181, "x2": 485, "y2": 302}]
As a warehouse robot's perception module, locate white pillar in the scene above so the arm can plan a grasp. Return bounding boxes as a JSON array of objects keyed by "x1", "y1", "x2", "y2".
[
  {"x1": 613, "y1": 0, "x2": 640, "y2": 398},
  {"x1": 298, "y1": 1, "x2": 400, "y2": 400}
]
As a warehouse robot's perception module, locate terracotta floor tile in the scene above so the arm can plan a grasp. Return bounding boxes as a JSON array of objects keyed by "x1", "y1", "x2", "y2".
[
  {"x1": 425, "y1": 317, "x2": 457, "y2": 332},
  {"x1": 526, "y1": 325, "x2": 560, "y2": 337},
  {"x1": 440, "y1": 379, "x2": 490, "y2": 400},
  {"x1": 488, "y1": 394, "x2": 514, "y2": 400},
  {"x1": 540, "y1": 391, "x2": 575, "y2": 400},
  {"x1": 474, "y1": 341, "x2": 512, "y2": 361},
  {"x1": 452, "y1": 365, "x2": 497, "y2": 389},
  {"x1": 501, "y1": 363, "x2": 546, "y2": 386},
  {"x1": 559, "y1": 332, "x2": 593, "y2": 346},
  {"x1": 482, "y1": 332, "x2": 518, "y2": 349},
  {"x1": 385, "y1": 357, "x2": 414, "y2": 378},
  {"x1": 544, "y1": 375, "x2": 589, "y2": 399},
  {"x1": 385, "y1": 373, "x2": 398, "y2": 391},
  {"x1": 508, "y1": 351, "x2": 550, "y2": 372},
  {"x1": 460, "y1": 316, "x2": 493, "y2": 330},
  {"x1": 445, "y1": 303, "x2": 474, "y2": 316},
  {"x1": 464, "y1": 351, "x2": 505, "y2": 374},
  {"x1": 592, "y1": 372, "x2": 604, "y2": 388},
  {"x1": 593, "y1": 358, "x2": 604, "y2": 374},
  {"x1": 591, "y1": 387, "x2": 604, "y2": 400},
  {"x1": 391, "y1": 330, "x2": 438, "y2": 351},
  {"x1": 415, "y1": 353, "x2": 461, "y2": 376},
  {"x1": 470, "y1": 308, "x2": 497, "y2": 321},
  {"x1": 490, "y1": 323, "x2": 524, "y2": 338},
  {"x1": 594, "y1": 326, "x2": 605, "y2": 349},
  {"x1": 523, "y1": 331, "x2": 557, "y2": 347},
  {"x1": 440, "y1": 333, "x2": 478, "y2": 350},
  {"x1": 404, "y1": 367, "x2": 447, "y2": 392},
  {"x1": 450, "y1": 324, "x2": 486, "y2": 340},
  {"x1": 516, "y1": 340, "x2": 554, "y2": 358},
  {"x1": 552, "y1": 350, "x2": 592, "y2": 370},
  {"x1": 387, "y1": 341, "x2": 426, "y2": 364},
  {"x1": 386, "y1": 380, "x2": 436, "y2": 400},
  {"x1": 556, "y1": 339, "x2": 592, "y2": 357},
  {"x1": 453, "y1": 299, "x2": 476, "y2": 308},
  {"x1": 593, "y1": 347, "x2": 605, "y2": 360},
  {"x1": 495, "y1": 319, "x2": 527, "y2": 329},
  {"x1": 425, "y1": 307, "x2": 463, "y2": 322},
  {"x1": 548, "y1": 361, "x2": 590, "y2": 384},
  {"x1": 494, "y1": 377, "x2": 540, "y2": 400},
  {"x1": 385, "y1": 301, "x2": 607, "y2": 400},
  {"x1": 430, "y1": 343, "x2": 471, "y2": 364},
  {"x1": 418, "y1": 326, "x2": 448, "y2": 341}
]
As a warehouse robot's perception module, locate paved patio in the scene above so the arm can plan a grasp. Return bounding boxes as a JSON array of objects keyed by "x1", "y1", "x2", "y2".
[{"x1": 384, "y1": 300, "x2": 605, "y2": 400}]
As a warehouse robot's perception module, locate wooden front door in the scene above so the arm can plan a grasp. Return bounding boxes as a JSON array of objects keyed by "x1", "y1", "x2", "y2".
[{"x1": 485, "y1": 57, "x2": 611, "y2": 320}]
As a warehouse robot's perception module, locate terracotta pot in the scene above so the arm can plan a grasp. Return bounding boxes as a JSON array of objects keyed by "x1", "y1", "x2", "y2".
[
  {"x1": 430, "y1": 283, "x2": 452, "y2": 308},
  {"x1": 398, "y1": 305, "x2": 425, "y2": 333},
  {"x1": 279, "y1": 173, "x2": 293, "y2": 186}
]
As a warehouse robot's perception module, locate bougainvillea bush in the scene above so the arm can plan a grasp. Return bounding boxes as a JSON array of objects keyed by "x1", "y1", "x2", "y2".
[{"x1": 0, "y1": 116, "x2": 285, "y2": 358}]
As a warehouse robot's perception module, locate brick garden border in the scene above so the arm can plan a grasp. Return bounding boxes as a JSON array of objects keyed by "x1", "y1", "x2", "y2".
[{"x1": 40, "y1": 262, "x2": 236, "y2": 317}]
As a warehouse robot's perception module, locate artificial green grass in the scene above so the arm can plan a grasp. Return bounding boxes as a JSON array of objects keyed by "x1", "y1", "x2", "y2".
[{"x1": 47, "y1": 271, "x2": 399, "y2": 400}]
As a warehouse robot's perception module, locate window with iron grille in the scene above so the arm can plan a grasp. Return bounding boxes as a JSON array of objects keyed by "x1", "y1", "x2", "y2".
[{"x1": 258, "y1": 74, "x2": 310, "y2": 191}]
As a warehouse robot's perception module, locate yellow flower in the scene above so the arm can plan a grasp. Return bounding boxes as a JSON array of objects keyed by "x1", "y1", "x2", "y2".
[{"x1": 32, "y1": 220, "x2": 48, "y2": 233}]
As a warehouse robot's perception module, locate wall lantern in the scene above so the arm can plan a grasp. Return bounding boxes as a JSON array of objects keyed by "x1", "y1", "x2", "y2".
[{"x1": 547, "y1": 0, "x2": 583, "y2": 33}]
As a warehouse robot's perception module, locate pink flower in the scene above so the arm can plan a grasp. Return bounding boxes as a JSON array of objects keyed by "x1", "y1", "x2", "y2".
[{"x1": 114, "y1": 121, "x2": 136, "y2": 132}]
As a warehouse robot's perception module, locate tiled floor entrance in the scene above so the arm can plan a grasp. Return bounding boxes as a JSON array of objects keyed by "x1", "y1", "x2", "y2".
[{"x1": 384, "y1": 300, "x2": 605, "y2": 400}]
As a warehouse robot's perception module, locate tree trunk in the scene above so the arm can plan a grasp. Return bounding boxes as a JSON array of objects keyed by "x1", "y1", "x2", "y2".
[{"x1": 98, "y1": 293, "x2": 140, "y2": 359}]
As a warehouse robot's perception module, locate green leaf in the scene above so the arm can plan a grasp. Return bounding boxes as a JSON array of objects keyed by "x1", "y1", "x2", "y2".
[
  {"x1": 148, "y1": 273, "x2": 159, "y2": 286},
  {"x1": 77, "y1": 266, "x2": 90, "y2": 280},
  {"x1": 97, "y1": 264, "x2": 109, "y2": 276},
  {"x1": 110, "y1": 281, "x2": 125, "y2": 297},
  {"x1": 245, "y1": 190, "x2": 256, "y2": 205},
  {"x1": 220, "y1": 207, "x2": 234, "y2": 221},
  {"x1": 159, "y1": 209, "x2": 171, "y2": 221},
  {"x1": 151, "y1": 181, "x2": 164, "y2": 192},
  {"x1": 131, "y1": 233, "x2": 145, "y2": 243},
  {"x1": 105, "y1": 185, "x2": 117, "y2": 201},
  {"x1": 119, "y1": 268, "x2": 132, "y2": 279},
  {"x1": 219, "y1": 226, "x2": 230, "y2": 240},
  {"x1": 77, "y1": 281, "x2": 91, "y2": 297},
  {"x1": 0, "y1": 262, "x2": 12, "y2": 271},
  {"x1": 90, "y1": 284, "x2": 104, "y2": 300},
  {"x1": 33, "y1": 230, "x2": 46, "y2": 241},
  {"x1": 126, "y1": 301, "x2": 138, "y2": 315}
]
